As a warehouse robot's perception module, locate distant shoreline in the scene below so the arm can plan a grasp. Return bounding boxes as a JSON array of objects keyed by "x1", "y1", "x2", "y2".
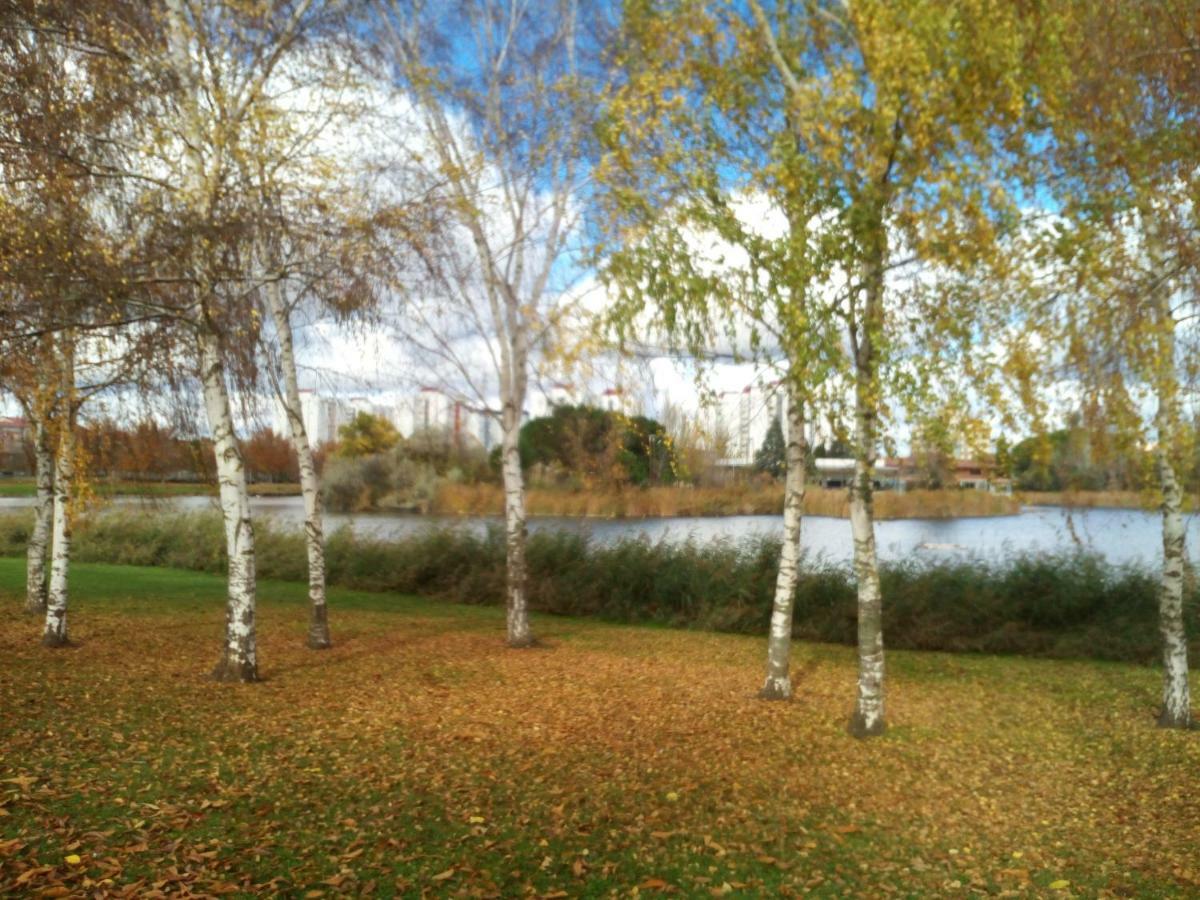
[{"x1": 0, "y1": 479, "x2": 1178, "y2": 519}]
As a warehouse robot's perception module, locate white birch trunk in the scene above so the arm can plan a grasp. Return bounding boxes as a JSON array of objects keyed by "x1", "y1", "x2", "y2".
[
  {"x1": 25, "y1": 418, "x2": 54, "y2": 615},
  {"x1": 42, "y1": 408, "x2": 74, "y2": 647},
  {"x1": 760, "y1": 383, "x2": 807, "y2": 700},
  {"x1": 848, "y1": 268, "x2": 886, "y2": 738},
  {"x1": 847, "y1": 436, "x2": 885, "y2": 737},
  {"x1": 501, "y1": 404, "x2": 533, "y2": 647},
  {"x1": 1154, "y1": 307, "x2": 1192, "y2": 729},
  {"x1": 199, "y1": 328, "x2": 259, "y2": 682},
  {"x1": 266, "y1": 281, "x2": 331, "y2": 649}
]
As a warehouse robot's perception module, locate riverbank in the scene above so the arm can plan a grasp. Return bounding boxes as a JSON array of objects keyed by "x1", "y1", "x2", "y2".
[
  {"x1": 1016, "y1": 489, "x2": 1186, "y2": 511},
  {"x1": 3, "y1": 478, "x2": 1182, "y2": 518},
  {"x1": 1, "y1": 509, "x2": 1193, "y2": 664},
  {"x1": 428, "y1": 483, "x2": 1022, "y2": 520},
  {"x1": 0, "y1": 479, "x2": 301, "y2": 498},
  {"x1": 1, "y1": 560, "x2": 1197, "y2": 897}
]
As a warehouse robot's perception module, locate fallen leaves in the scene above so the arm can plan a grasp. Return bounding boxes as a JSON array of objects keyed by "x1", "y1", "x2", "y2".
[{"x1": 0, "y1": 571, "x2": 1198, "y2": 897}]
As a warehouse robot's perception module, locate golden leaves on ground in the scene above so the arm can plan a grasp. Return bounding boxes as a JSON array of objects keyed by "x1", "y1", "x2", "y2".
[{"x1": 1, "y1": 588, "x2": 1198, "y2": 896}]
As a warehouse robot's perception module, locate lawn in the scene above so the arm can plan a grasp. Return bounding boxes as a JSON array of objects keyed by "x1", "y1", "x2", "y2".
[{"x1": 1, "y1": 560, "x2": 1198, "y2": 897}]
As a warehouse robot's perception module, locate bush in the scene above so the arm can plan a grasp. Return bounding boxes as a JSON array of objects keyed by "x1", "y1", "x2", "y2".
[
  {"x1": 0, "y1": 509, "x2": 1193, "y2": 665},
  {"x1": 323, "y1": 448, "x2": 462, "y2": 512}
]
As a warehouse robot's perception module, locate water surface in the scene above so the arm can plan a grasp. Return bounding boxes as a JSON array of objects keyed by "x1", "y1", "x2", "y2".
[{"x1": 2, "y1": 494, "x2": 1181, "y2": 567}]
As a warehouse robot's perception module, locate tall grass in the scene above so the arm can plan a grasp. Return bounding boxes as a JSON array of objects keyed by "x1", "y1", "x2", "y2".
[
  {"x1": 1017, "y1": 489, "x2": 1191, "y2": 511},
  {"x1": 0, "y1": 509, "x2": 1190, "y2": 665},
  {"x1": 431, "y1": 483, "x2": 1020, "y2": 520}
]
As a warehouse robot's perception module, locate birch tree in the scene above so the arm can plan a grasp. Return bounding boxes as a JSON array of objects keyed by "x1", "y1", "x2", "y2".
[
  {"x1": 376, "y1": 0, "x2": 602, "y2": 647},
  {"x1": 0, "y1": 0, "x2": 166, "y2": 638},
  {"x1": 601, "y1": 1, "x2": 1032, "y2": 726},
  {"x1": 253, "y1": 194, "x2": 393, "y2": 651},
  {"x1": 598, "y1": 1, "x2": 841, "y2": 700},
  {"x1": 2, "y1": 347, "x2": 57, "y2": 616},
  {"x1": 243, "y1": 57, "x2": 388, "y2": 652},
  {"x1": 1029, "y1": 0, "x2": 1200, "y2": 728},
  {"x1": 129, "y1": 0, "x2": 342, "y2": 679}
]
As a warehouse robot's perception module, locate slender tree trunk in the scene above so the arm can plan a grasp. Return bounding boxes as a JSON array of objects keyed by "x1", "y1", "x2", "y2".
[
  {"x1": 760, "y1": 382, "x2": 807, "y2": 700},
  {"x1": 198, "y1": 328, "x2": 259, "y2": 682},
  {"x1": 43, "y1": 415, "x2": 74, "y2": 647},
  {"x1": 847, "y1": 427, "x2": 885, "y2": 737},
  {"x1": 266, "y1": 281, "x2": 330, "y2": 649},
  {"x1": 25, "y1": 418, "x2": 54, "y2": 614},
  {"x1": 501, "y1": 405, "x2": 533, "y2": 647},
  {"x1": 848, "y1": 260, "x2": 886, "y2": 738},
  {"x1": 1154, "y1": 308, "x2": 1192, "y2": 729}
]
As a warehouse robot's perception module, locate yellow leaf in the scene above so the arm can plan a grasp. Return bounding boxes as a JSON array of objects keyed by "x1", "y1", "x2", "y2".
[
  {"x1": 1049, "y1": 880, "x2": 1070, "y2": 890},
  {"x1": 64, "y1": 854, "x2": 82, "y2": 866}
]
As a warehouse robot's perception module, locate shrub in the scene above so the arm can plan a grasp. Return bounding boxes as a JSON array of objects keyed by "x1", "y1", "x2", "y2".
[{"x1": 0, "y1": 509, "x2": 1193, "y2": 665}]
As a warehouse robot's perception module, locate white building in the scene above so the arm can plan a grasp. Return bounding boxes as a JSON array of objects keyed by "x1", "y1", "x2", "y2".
[
  {"x1": 405, "y1": 387, "x2": 498, "y2": 451},
  {"x1": 712, "y1": 381, "x2": 787, "y2": 467},
  {"x1": 272, "y1": 390, "x2": 342, "y2": 446}
]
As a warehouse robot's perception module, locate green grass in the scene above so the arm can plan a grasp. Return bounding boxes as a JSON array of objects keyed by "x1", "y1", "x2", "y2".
[{"x1": 2, "y1": 558, "x2": 1199, "y2": 897}]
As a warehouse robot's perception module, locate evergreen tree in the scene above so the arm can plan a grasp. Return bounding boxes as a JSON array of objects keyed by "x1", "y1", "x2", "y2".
[{"x1": 754, "y1": 416, "x2": 787, "y2": 479}]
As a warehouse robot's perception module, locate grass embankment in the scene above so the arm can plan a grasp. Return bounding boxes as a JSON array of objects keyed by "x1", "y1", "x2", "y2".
[
  {"x1": 1017, "y1": 490, "x2": 1193, "y2": 512},
  {"x1": 0, "y1": 480, "x2": 300, "y2": 498},
  {"x1": 432, "y1": 483, "x2": 1021, "y2": 520},
  {"x1": 1, "y1": 561, "x2": 1198, "y2": 897},
  {"x1": 1, "y1": 511, "x2": 1194, "y2": 665}
]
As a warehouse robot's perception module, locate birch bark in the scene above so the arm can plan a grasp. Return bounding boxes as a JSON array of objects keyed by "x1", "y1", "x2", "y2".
[
  {"x1": 847, "y1": 266, "x2": 886, "y2": 738},
  {"x1": 42, "y1": 337, "x2": 74, "y2": 647},
  {"x1": 199, "y1": 329, "x2": 259, "y2": 681},
  {"x1": 265, "y1": 280, "x2": 331, "y2": 648},
  {"x1": 501, "y1": 401, "x2": 533, "y2": 647},
  {"x1": 25, "y1": 417, "x2": 53, "y2": 614},
  {"x1": 760, "y1": 382, "x2": 807, "y2": 700},
  {"x1": 1154, "y1": 300, "x2": 1192, "y2": 729}
]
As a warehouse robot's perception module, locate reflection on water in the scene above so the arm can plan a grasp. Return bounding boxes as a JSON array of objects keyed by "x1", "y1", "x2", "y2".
[{"x1": 0, "y1": 493, "x2": 1187, "y2": 567}]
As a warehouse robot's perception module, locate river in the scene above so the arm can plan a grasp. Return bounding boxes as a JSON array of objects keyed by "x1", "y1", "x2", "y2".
[{"x1": 1, "y1": 493, "x2": 1186, "y2": 567}]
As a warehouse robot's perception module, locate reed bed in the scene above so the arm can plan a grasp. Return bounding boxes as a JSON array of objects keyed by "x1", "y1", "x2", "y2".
[
  {"x1": 431, "y1": 482, "x2": 1020, "y2": 519},
  {"x1": 0, "y1": 509, "x2": 1187, "y2": 664}
]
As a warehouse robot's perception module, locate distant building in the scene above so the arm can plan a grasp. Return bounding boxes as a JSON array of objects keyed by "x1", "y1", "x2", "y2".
[
  {"x1": 273, "y1": 381, "x2": 638, "y2": 456},
  {"x1": 711, "y1": 381, "x2": 793, "y2": 468},
  {"x1": 814, "y1": 457, "x2": 903, "y2": 490},
  {"x1": 814, "y1": 456, "x2": 996, "y2": 491},
  {"x1": 0, "y1": 417, "x2": 31, "y2": 475},
  {"x1": 406, "y1": 387, "x2": 497, "y2": 451},
  {"x1": 272, "y1": 390, "x2": 342, "y2": 446}
]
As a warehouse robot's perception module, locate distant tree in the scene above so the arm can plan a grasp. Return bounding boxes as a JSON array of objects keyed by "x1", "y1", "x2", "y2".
[
  {"x1": 754, "y1": 417, "x2": 786, "y2": 480},
  {"x1": 243, "y1": 429, "x2": 299, "y2": 484},
  {"x1": 620, "y1": 415, "x2": 677, "y2": 487},
  {"x1": 336, "y1": 412, "x2": 399, "y2": 459},
  {"x1": 518, "y1": 405, "x2": 677, "y2": 488},
  {"x1": 994, "y1": 435, "x2": 1012, "y2": 480}
]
